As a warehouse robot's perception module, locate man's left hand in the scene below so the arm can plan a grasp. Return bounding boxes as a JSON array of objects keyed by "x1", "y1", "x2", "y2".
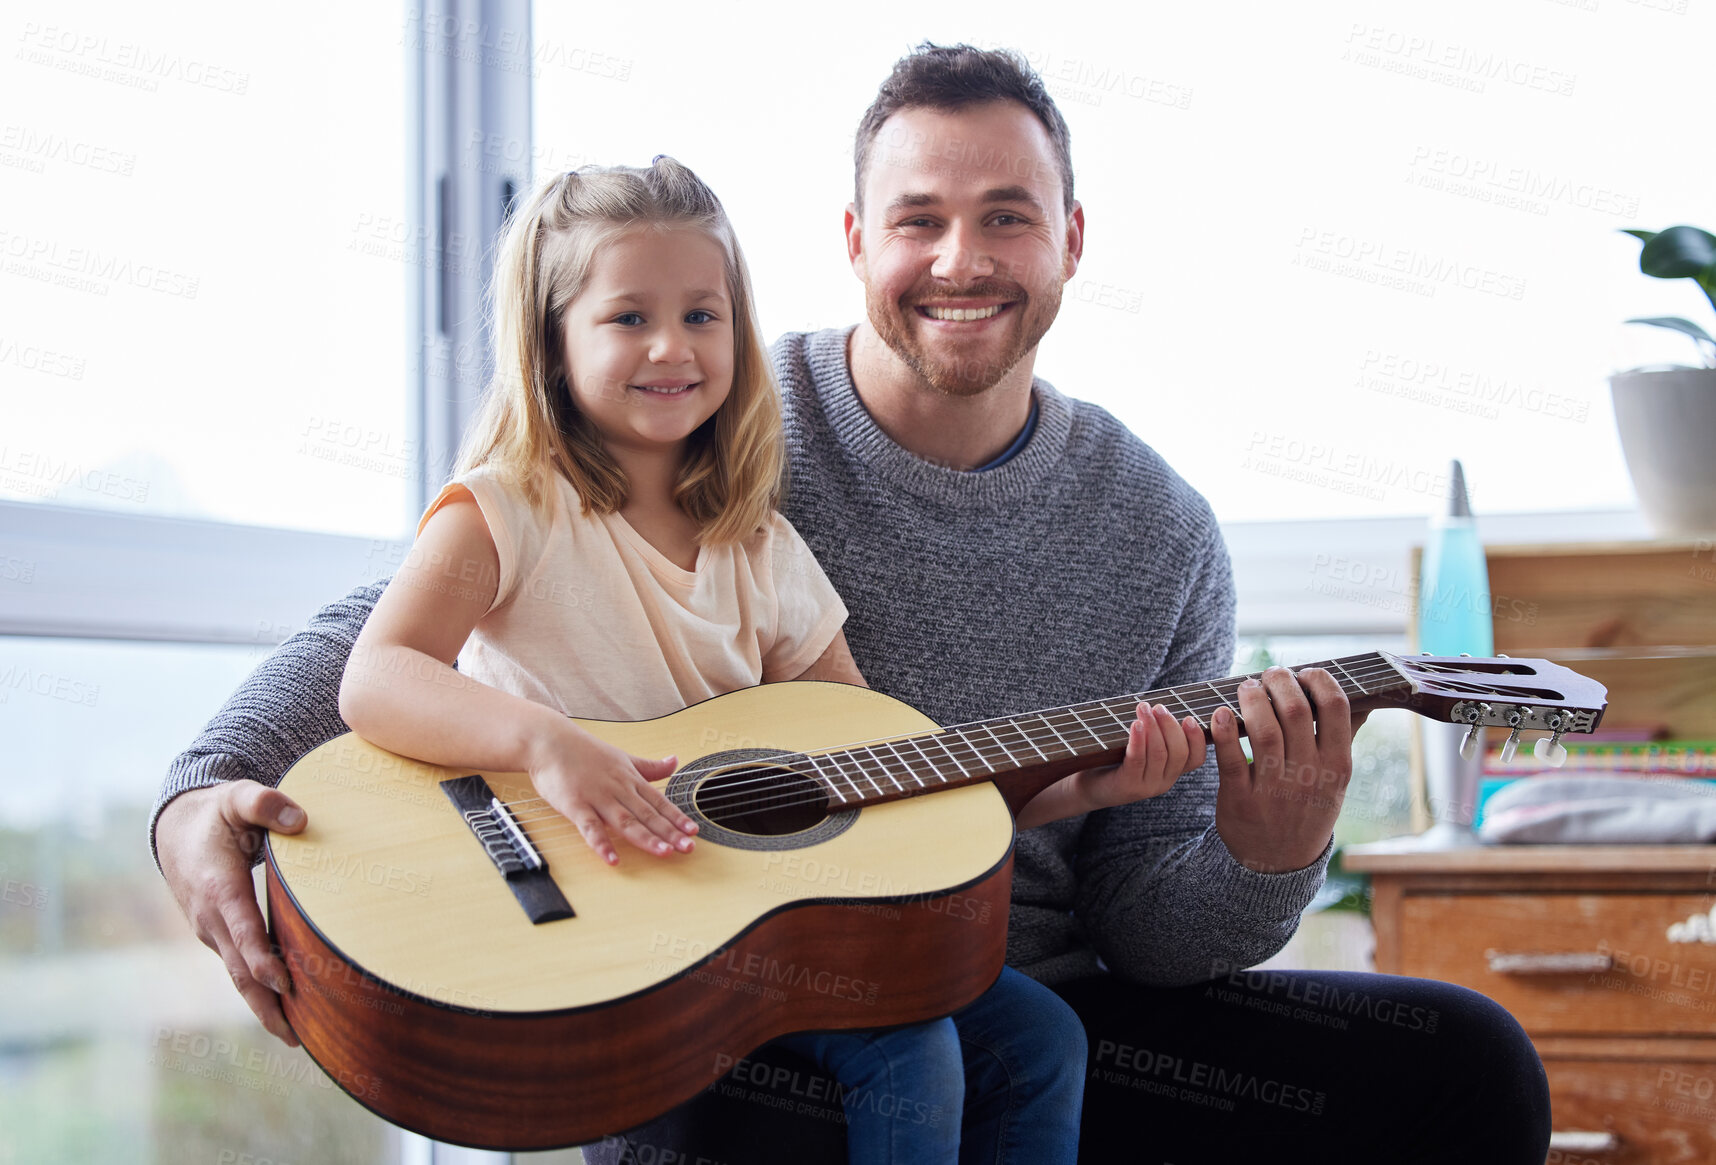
[{"x1": 1210, "y1": 666, "x2": 1369, "y2": 873}]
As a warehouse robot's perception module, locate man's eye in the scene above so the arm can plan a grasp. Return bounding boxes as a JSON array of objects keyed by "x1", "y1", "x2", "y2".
[{"x1": 613, "y1": 312, "x2": 643, "y2": 326}]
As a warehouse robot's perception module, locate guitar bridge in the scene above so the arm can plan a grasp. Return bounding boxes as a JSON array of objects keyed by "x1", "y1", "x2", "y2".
[{"x1": 441, "y1": 775, "x2": 574, "y2": 925}]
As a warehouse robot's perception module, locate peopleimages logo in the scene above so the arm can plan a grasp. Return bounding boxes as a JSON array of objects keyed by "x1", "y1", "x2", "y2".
[
  {"x1": 1093, "y1": 1040, "x2": 1328, "y2": 1114},
  {"x1": 0, "y1": 229, "x2": 199, "y2": 299},
  {"x1": 1342, "y1": 24, "x2": 1577, "y2": 97},
  {"x1": 1406, "y1": 145, "x2": 1640, "y2": 219},
  {"x1": 15, "y1": 22, "x2": 251, "y2": 94},
  {"x1": 648, "y1": 931, "x2": 882, "y2": 1006},
  {"x1": 1293, "y1": 227, "x2": 1527, "y2": 302}
]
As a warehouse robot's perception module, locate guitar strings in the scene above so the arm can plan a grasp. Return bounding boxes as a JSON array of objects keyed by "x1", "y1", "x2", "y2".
[
  {"x1": 499, "y1": 654, "x2": 1411, "y2": 825},
  {"x1": 498, "y1": 657, "x2": 1417, "y2": 834},
  {"x1": 492, "y1": 650, "x2": 1562, "y2": 830},
  {"x1": 506, "y1": 671, "x2": 1424, "y2": 835},
  {"x1": 501, "y1": 657, "x2": 1410, "y2": 825}
]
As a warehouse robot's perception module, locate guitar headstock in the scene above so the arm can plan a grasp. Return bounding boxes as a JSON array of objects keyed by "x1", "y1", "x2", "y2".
[{"x1": 1375, "y1": 651, "x2": 1608, "y2": 764}]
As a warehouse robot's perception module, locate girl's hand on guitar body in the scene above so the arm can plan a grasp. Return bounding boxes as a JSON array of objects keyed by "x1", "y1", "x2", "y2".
[
  {"x1": 526, "y1": 720, "x2": 699, "y2": 865},
  {"x1": 1015, "y1": 702, "x2": 1204, "y2": 829}
]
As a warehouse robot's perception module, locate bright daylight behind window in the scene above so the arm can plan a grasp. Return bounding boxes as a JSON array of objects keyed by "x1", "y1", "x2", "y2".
[
  {"x1": 532, "y1": 0, "x2": 1711, "y2": 523},
  {"x1": 1, "y1": 1, "x2": 411, "y2": 538}
]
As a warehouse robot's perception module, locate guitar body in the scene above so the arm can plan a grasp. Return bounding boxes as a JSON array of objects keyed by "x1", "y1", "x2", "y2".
[
  {"x1": 265, "y1": 681, "x2": 1014, "y2": 1150},
  {"x1": 262, "y1": 648, "x2": 1609, "y2": 1149}
]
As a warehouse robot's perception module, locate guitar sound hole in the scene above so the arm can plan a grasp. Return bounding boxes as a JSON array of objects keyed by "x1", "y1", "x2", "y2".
[{"x1": 693, "y1": 765, "x2": 828, "y2": 837}]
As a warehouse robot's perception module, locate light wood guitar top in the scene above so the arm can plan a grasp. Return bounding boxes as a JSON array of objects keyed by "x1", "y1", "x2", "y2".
[{"x1": 269, "y1": 681, "x2": 1014, "y2": 1013}]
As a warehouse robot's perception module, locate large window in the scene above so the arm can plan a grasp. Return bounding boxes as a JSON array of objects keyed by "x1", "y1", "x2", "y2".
[
  {"x1": 0, "y1": 636, "x2": 409, "y2": 1163},
  {"x1": 1, "y1": 1, "x2": 411, "y2": 538},
  {"x1": 533, "y1": 1, "x2": 1710, "y2": 523}
]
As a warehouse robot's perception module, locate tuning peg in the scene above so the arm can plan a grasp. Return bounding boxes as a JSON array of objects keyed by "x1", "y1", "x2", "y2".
[
  {"x1": 1499, "y1": 709, "x2": 1524, "y2": 762},
  {"x1": 1500, "y1": 728, "x2": 1522, "y2": 762},
  {"x1": 1534, "y1": 714, "x2": 1568, "y2": 766},
  {"x1": 1534, "y1": 732, "x2": 1568, "y2": 766},
  {"x1": 1460, "y1": 723, "x2": 1484, "y2": 761}
]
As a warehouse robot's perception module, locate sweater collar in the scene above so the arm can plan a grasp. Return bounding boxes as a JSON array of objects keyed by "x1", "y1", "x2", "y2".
[{"x1": 804, "y1": 326, "x2": 1074, "y2": 510}]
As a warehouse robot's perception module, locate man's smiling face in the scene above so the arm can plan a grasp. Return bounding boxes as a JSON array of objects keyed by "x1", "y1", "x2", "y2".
[{"x1": 848, "y1": 100, "x2": 1083, "y2": 397}]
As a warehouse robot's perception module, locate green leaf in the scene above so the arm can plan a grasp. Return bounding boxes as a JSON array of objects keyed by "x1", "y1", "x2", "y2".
[
  {"x1": 1620, "y1": 228, "x2": 1657, "y2": 244},
  {"x1": 1639, "y1": 225, "x2": 1716, "y2": 280},
  {"x1": 1625, "y1": 316, "x2": 1716, "y2": 346},
  {"x1": 1626, "y1": 316, "x2": 1716, "y2": 365},
  {"x1": 1699, "y1": 269, "x2": 1716, "y2": 319}
]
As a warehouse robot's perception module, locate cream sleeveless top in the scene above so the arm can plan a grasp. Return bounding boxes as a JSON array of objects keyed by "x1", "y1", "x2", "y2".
[{"x1": 421, "y1": 467, "x2": 847, "y2": 722}]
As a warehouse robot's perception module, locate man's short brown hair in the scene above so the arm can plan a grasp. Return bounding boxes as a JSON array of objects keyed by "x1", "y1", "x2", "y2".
[{"x1": 853, "y1": 42, "x2": 1075, "y2": 215}]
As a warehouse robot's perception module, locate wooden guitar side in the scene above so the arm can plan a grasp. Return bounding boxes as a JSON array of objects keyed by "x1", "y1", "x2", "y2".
[{"x1": 265, "y1": 681, "x2": 1015, "y2": 1150}]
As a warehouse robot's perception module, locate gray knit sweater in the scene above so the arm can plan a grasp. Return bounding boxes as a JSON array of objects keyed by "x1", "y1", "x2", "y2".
[{"x1": 151, "y1": 326, "x2": 1327, "y2": 986}]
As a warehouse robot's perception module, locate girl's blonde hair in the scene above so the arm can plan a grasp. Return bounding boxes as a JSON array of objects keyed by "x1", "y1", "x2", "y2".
[{"x1": 458, "y1": 156, "x2": 783, "y2": 545}]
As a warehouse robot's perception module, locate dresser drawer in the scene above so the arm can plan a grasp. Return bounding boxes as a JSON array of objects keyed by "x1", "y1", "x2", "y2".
[
  {"x1": 1396, "y1": 894, "x2": 1716, "y2": 1036},
  {"x1": 1545, "y1": 1058, "x2": 1716, "y2": 1164}
]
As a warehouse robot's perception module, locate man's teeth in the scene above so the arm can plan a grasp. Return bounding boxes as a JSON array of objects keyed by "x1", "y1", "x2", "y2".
[{"x1": 923, "y1": 304, "x2": 1002, "y2": 321}]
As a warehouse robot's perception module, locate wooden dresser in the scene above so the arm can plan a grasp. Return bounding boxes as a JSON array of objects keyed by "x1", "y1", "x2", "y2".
[
  {"x1": 1347, "y1": 842, "x2": 1716, "y2": 1163},
  {"x1": 1349, "y1": 539, "x2": 1716, "y2": 1163}
]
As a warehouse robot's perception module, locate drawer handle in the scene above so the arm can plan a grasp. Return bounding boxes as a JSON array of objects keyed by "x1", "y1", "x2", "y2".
[
  {"x1": 1548, "y1": 1130, "x2": 1620, "y2": 1153},
  {"x1": 1484, "y1": 950, "x2": 1614, "y2": 975},
  {"x1": 1666, "y1": 906, "x2": 1716, "y2": 944}
]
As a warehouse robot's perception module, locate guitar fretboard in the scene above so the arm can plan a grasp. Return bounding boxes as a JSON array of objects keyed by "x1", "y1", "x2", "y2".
[{"x1": 797, "y1": 651, "x2": 1409, "y2": 808}]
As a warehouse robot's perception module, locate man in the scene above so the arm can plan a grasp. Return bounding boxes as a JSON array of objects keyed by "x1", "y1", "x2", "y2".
[{"x1": 154, "y1": 43, "x2": 1550, "y2": 1163}]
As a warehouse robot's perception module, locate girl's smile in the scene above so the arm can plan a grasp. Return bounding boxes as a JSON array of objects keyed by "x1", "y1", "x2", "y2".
[{"x1": 561, "y1": 226, "x2": 735, "y2": 459}]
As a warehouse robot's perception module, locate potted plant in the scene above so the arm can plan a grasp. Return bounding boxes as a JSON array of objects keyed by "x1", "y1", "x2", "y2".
[{"x1": 1610, "y1": 225, "x2": 1716, "y2": 535}]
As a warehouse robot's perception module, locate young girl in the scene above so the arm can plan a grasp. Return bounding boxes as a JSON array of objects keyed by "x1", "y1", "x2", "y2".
[{"x1": 338, "y1": 158, "x2": 1195, "y2": 1164}]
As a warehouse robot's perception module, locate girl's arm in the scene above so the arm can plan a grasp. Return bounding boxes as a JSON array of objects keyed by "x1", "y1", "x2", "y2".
[
  {"x1": 339, "y1": 494, "x2": 698, "y2": 864},
  {"x1": 780, "y1": 628, "x2": 868, "y2": 686}
]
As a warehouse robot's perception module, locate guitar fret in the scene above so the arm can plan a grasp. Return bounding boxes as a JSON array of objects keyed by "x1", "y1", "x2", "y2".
[
  {"x1": 876, "y1": 743, "x2": 910, "y2": 792},
  {"x1": 946, "y1": 729, "x2": 996, "y2": 777},
  {"x1": 1064, "y1": 705, "x2": 1112, "y2": 751},
  {"x1": 1166, "y1": 690, "x2": 1204, "y2": 726},
  {"x1": 855, "y1": 747, "x2": 889, "y2": 797},
  {"x1": 1017, "y1": 719, "x2": 1053, "y2": 763},
  {"x1": 824, "y1": 750, "x2": 866, "y2": 802},
  {"x1": 937, "y1": 734, "x2": 974, "y2": 780},
  {"x1": 917, "y1": 734, "x2": 968, "y2": 783},
  {"x1": 901, "y1": 739, "x2": 934, "y2": 788},
  {"x1": 887, "y1": 740, "x2": 924, "y2": 790},
  {"x1": 1329, "y1": 657, "x2": 1368, "y2": 697},
  {"x1": 977, "y1": 723, "x2": 1018, "y2": 768},
  {"x1": 1038, "y1": 712, "x2": 1080, "y2": 757},
  {"x1": 803, "y1": 754, "x2": 848, "y2": 803},
  {"x1": 1206, "y1": 681, "x2": 1237, "y2": 717}
]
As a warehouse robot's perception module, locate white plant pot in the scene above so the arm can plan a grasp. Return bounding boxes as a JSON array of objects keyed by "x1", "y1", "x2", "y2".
[{"x1": 1609, "y1": 367, "x2": 1716, "y2": 535}]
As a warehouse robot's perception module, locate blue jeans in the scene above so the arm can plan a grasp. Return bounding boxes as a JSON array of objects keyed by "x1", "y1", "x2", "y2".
[{"x1": 773, "y1": 966, "x2": 1087, "y2": 1165}]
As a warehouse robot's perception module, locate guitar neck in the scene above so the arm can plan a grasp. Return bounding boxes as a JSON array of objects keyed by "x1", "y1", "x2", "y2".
[{"x1": 807, "y1": 652, "x2": 1413, "y2": 816}]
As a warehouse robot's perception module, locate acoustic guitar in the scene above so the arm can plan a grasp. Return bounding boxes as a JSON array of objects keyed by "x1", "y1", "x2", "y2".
[{"x1": 264, "y1": 650, "x2": 1605, "y2": 1149}]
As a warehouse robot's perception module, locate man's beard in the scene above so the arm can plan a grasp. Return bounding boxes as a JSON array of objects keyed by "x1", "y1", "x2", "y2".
[{"x1": 866, "y1": 278, "x2": 1061, "y2": 397}]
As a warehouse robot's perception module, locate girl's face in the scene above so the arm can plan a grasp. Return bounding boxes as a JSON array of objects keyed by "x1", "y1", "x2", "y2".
[{"x1": 561, "y1": 226, "x2": 735, "y2": 461}]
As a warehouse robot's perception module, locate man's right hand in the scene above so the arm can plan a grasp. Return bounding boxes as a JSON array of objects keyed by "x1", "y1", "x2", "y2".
[{"x1": 156, "y1": 781, "x2": 307, "y2": 1047}]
